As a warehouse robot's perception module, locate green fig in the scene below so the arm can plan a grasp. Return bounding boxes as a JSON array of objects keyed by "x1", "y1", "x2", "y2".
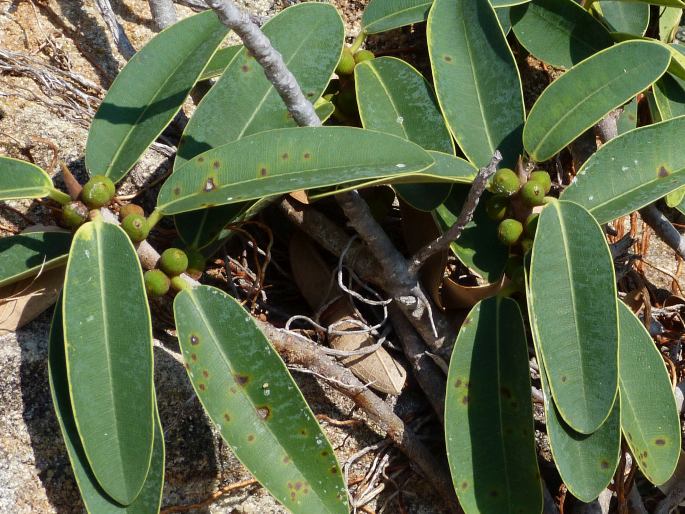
[
  {"x1": 60, "y1": 201, "x2": 89, "y2": 230},
  {"x1": 186, "y1": 249, "x2": 206, "y2": 277},
  {"x1": 170, "y1": 275, "x2": 190, "y2": 292},
  {"x1": 81, "y1": 175, "x2": 115, "y2": 209},
  {"x1": 498, "y1": 218, "x2": 523, "y2": 246},
  {"x1": 490, "y1": 168, "x2": 521, "y2": 196},
  {"x1": 121, "y1": 214, "x2": 149, "y2": 243},
  {"x1": 144, "y1": 269, "x2": 170, "y2": 297},
  {"x1": 485, "y1": 195, "x2": 509, "y2": 221},
  {"x1": 529, "y1": 170, "x2": 552, "y2": 194},
  {"x1": 336, "y1": 47, "x2": 356, "y2": 76},
  {"x1": 120, "y1": 203, "x2": 145, "y2": 219},
  {"x1": 525, "y1": 213, "x2": 539, "y2": 237},
  {"x1": 520, "y1": 180, "x2": 546, "y2": 207},
  {"x1": 160, "y1": 247, "x2": 188, "y2": 276},
  {"x1": 354, "y1": 49, "x2": 375, "y2": 64}
]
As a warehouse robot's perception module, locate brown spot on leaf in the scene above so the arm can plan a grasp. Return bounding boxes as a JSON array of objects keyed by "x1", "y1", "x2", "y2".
[
  {"x1": 199, "y1": 383, "x2": 206, "y2": 392},
  {"x1": 294, "y1": 482, "x2": 303, "y2": 491},
  {"x1": 259, "y1": 167, "x2": 268, "y2": 177},
  {"x1": 655, "y1": 438, "x2": 666, "y2": 446},
  {"x1": 190, "y1": 353, "x2": 197, "y2": 362},
  {"x1": 230, "y1": 387, "x2": 237, "y2": 394},
  {"x1": 202, "y1": 370, "x2": 209, "y2": 378},
  {"x1": 197, "y1": 157, "x2": 205, "y2": 164},
  {"x1": 224, "y1": 413, "x2": 231, "y2": 422},
  {"x1": 241, "y1": 64, "x2": 249, "y2": 72},
  {"x1": 658, "y1": 166, "x2": 670, "y2": 178},
  {"x1": 444, "y1": 55, "x2": 453, "y2": 63},
  {"x1": 455, "y1": 379, "x2": 462, "y2": 388},
  {"x1": 643, "y1": 451, "x2": 648, "y2": 458},
  {"x1": 282, "y1": 153, "x2": 289, "y2": 160},
  {"x1": 330, "y1": 466, "x2": 338, "y2": 474},
  {"x1": 283, "y1": 456, "x2": 291, "y2": 464},
  {"x1": 256, "y1": 406, "x2": 271, "y2": 420},
  {"x1": 190, "y1": 334, "x2": 199, "y2": 345},
  {"x1": 320, "y1": 450, "x2": 329, "y2": 457},
  {"x1": 600, "y1": 460, "x2": 609, "y2": 469},
  {"x1": 561, "y1": 375, "x2": 567, "y2": 383},
  {"x1": 173, "y1": 187, "x2": 181, "y2": 196},
  {"x1": 204, "y1": 177, "x2": 216, "y2": 192},
  {"x1": 247, "y1": 434, "x2": 255, "y2": 442},
  {"x1": 300, "y1": 428, "x2": 308, "y2": 436},
  {"x1": 303, "y1": 152, "x2": 311, "y2": 160},
  {"x1": 461, "y1": 481, "x2": 468, "y2": 490},
  {"x1": 234, "y1": 374, "x2": 249, "y2": 386},
  {"x1": 461, "y1": 395, "x2": 469, "y2": 405}
]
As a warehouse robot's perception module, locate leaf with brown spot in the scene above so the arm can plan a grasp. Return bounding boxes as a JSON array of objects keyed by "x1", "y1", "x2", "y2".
[{"x1": 618, "y1": 301, "x2": 680, "y2": 485}]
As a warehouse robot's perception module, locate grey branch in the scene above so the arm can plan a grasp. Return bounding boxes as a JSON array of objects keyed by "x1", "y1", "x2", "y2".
[
  {"x1": 148, "y1": 0, "x2": 178, "y2": 30},
  {"x1": 203, "y1": 0, "x2": 320, "y2": 128},
  {"x1": 94, "y1": 0, "x2": 136, "y2": 60},
  {"x1": 408, "y1": 150, "x2": 503, "y2": 275}
]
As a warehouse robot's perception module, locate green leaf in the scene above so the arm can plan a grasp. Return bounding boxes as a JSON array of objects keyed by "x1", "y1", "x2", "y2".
[
  {"x1": 561, "y1": 116, "x2": 685, "y2": 224},
  {"x1": 361, "y1": 0, "x2": 432, "y2": 34},
  {"x1": 85, "y1": 11, "x2": 228, "y2": 183},
  {"x1": 0, "y1": 156, "x2": 54, "y2": 200},
  {"x1": 49, "y1": 300, "x2": 165, "y2": 513},
  {"x1": 616, "y1": 96, "x2": 639, "y2": 134},
  {"x1": 355, "y1": 56, "x2": 454, "y2": 211},
  {"x1": 525, "y1": 258, "x2": 620, "y2": 503},
  {"x1": 618, "y1": 302, "x2": 680, "y2": 485},
  {"x1": 668, "y1": 44, "x2": 685, "y2": 80},
  {"x1": 199, "y1": 44, "x2": 242, "y2": 81},
  {"x1": 609, "y1": 0, "x2": 685, "y2": 6},
  {"x1": 445, "y1": 297, "x2": 541, "y2": 514},
  {"x1": 524, "y1": 40, "x2": 670, "y2": 162},
  {"x1": 0, "y1": 231, "x2": 71, "y2": 287},
  {"x1": 173, "y1": 285, "x2": 348, "y2": 513},
  {"x1": 496, "y1": 7, "x2": 513, "y2": 34},
  {"x1": 435, "y1": 187, "x2": 508, "y2": 282},
  {"x1": 175, "y1": 203, "x2": 246, "y2": 250},
  {"x1": 510, "y1": 0, "x2": 614, "y2": 69},
  {"x1": 491, "y1": 0, "x2": 530, "y2": 5},
  {"x1": 658, "y1": 6, "x2": 682, "y2": 42},
  {"x1": 157, "y1": 127, "x2": 435, "y2": 215},
  {"x1": 654, "y1": 74, "x2": 685, "y2": 120},
  {"x1": 63, "y1": 220, "x2": 154, "y2": 505},
  {"x1": 428, "y1": 0, "x2": 525, "y2": 168},
  {"x1": 175, "y1": 3, "x2": 344, "y2": 169},
  {"x1": 595, "y1": 1, "x2": 649, "y2": 35},
  {"x1": 529, "y1": 200, "x2": 618, "y2": 434},
  {"x1": 666, "y1": 185, "x2": 685, "y2": 208}
]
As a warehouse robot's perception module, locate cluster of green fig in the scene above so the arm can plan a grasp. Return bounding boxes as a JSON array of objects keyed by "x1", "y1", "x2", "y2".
[
  {"x1": 144, "y1": 247, "x2": 206, "y2": 297},
  {"x1": 486, "y1": 168, "x2": 553, "y2": 288},
  {"x1": 335, "y1": 46, "x2": 375, "y2": 76},
  {"x1": 60, "y1": 175, "x2": 116, "y2": 229}
]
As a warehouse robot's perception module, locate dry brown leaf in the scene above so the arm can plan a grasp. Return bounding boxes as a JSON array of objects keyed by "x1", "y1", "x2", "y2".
[
  {"x1": 441, "y1": 275, "x2": 508, "y2": 310},
  {"x1": 289, "y1": 232, "x2": 407, "y2": 395},
  {"x1": 0, "y1": 266, "x2": 65, "y2": 336}
]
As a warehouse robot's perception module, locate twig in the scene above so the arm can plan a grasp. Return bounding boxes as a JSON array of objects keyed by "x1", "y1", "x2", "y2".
[
  {"x1": 159, "y1": 478, "x2": 258, "y2": 513},
  {"x1": 203, "y1": 0, "x2": 320, "y2": 128},
  {"x1": 408, "y1": 150, "x2": 502, "y2": 274},
  {"x1": 148, "y1": 0, "x2": 178, "y2": 31},
  {"x1": 94, "y1": 0, "x2": 136, "y2": 60},
  {"x1": 639, "y1": 205, "x2": 685, "y2": 261},
  {"x1": 260, "y1": 322, "x2": 459, "y2": 512}
]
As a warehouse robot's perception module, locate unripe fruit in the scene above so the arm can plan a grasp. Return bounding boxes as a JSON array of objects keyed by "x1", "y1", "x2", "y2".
[
  {"x1": 170, "y1": 275, "x2": 190, "y2": 292},
  {"x1": 186, "y1": 249, "x2": 206, "y2": 276},
  {"x1": 60, "y1": 201, "x2": 89, "y2": 230},
  {"x1": 81, "y1": 175, "x2": 115, "y2": 208},
  {"x1": 121, "y1": 214, "x2": 149, "y2": 243},
  {"x1": 520, "y1": 180, "x2": 546, "y2": 207},
  {"x1": 529, "y1": 170, "x2": 552, "y2": 194},
  {"x1": 490, "y1": 168, "x2": 521, "y2": 196},
  {"x1": 354, "y1": 49, "x2": 375, "y2": 63},
  {"x1": 160, "y1": 247, "x2": 188, "y2": 276},
  {"x1": 336, "y1": 47, "x2": 356, "y2": 76},
  {"x1": 144, "y1": 269, "x2": 170, "y2": 297},
  {"x1": 525, "y1": 213, "x2": 539, "y2": 237},
  {"x1": 485, "y1": 195, "x2": 509, "y2": 221},
  {"x1": 120, "y1": 203, "x2": 145, "y2": 219},
  {"x1": 498, "y1": 218, "x2": 523, "y2": 246}
]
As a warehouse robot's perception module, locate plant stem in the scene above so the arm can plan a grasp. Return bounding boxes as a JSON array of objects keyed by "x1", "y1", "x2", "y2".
[
  {"x1": 146, "y1": 209, "x2": 165, "y2": 231},
  {"x1": 148, "y1": 0, "x2": 178, "y2": 31},
  {"x1": 47, "y1": 188, "x2": 72, "y2": 206},
  {"x1": 349, "y1": 32, "x2": 366, "y2": 53}
]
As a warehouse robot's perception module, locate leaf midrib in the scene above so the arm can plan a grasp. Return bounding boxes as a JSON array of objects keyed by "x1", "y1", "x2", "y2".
[{"x1": 494, "y1": 300, "x2": 513, "y2": 509}]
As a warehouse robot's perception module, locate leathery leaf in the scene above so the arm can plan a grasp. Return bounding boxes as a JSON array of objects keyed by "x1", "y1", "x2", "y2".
[
  {"x1": 173, "y1": 285, "x2": 348, "y2": 513},
  {"x1": 355, "y1": 56, "x2": 454, "y2": 211},
  {"x1": 49, "y1": 298, "x2": 164, "y2": 513},
  {"x1": 63, "y1": 220, "x2": 154, "y2": 505},
  {"x1": 445, "y1": 296, "x2": 541, "y2": 514},
  {"x1": 618, "y1": 302, "x2": 680, "y2": 485},
  {"x1": 0, "y1": 156, "x2": 55, "y2": 201},
  {"x1": 0, "y1": 231, "x2": 71, "y2": 287},
  {"x1": 86, "y1": 11, "x2": 229, "y2": 182},
  {"x1": 157, "y1": 127, "x2": 434, "y2": 215},
  {"x1": 561, "y1": 116, "x2": 685, "y2": 224},
  {"x1": 529, "y1": 200, "x2": 618, "y2": 434}
]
